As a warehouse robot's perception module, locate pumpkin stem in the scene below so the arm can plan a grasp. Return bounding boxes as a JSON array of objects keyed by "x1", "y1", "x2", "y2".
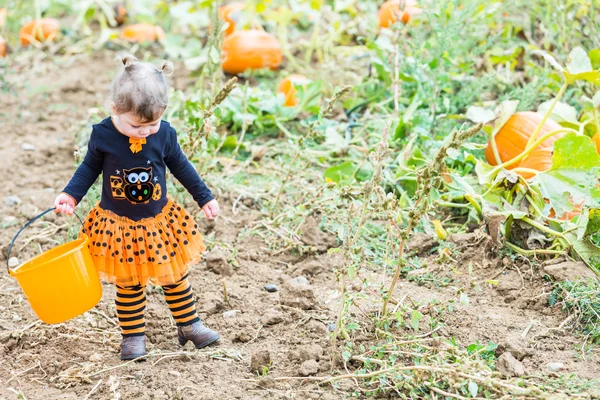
[
  {"x1": 488, "y1": 129, "x2": 503, "y2": 165},
  {"x1": 505, "y1": 241, "x2": 566, "y2": 257},
  {"x1": 525, "y1": 82, "x2": 568, "y2": 148}
]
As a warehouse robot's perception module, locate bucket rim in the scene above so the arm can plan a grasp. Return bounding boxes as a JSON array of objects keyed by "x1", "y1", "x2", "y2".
[{"x1": 9, "y1": 235, "x2": 90, "y2": 276}]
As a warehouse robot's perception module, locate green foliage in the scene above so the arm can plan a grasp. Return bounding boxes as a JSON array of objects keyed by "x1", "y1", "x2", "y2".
[{"x1": 550, "y1": 279, "x2": 600, "y2": 344}]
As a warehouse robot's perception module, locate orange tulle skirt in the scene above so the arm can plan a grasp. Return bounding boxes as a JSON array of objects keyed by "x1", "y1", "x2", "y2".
[{"x1": 80, "y1": 198, "x2": 205, "y2": 287}]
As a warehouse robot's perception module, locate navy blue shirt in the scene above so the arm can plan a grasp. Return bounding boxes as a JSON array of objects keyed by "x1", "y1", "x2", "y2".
[{"x1": 63, "y1": 117, "x2": 214, "y2": 221}]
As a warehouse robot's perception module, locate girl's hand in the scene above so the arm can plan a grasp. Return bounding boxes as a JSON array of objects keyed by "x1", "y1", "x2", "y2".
[
  {"x1": 202, "y1": 199, "x2": 220, "y2": 219},
  {"x1": 54, "y1": 193, "x2": 76, "y2": 215}
]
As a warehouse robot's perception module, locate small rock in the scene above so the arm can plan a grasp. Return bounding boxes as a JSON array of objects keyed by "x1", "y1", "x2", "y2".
[
  {"x1": 250, "y1": 350, "x2": 271, "y2": 373},
  {"x1": 264, "y1": 284, "x2": 279, "y2": 293},
  {"x1": 288, "y1": 276, "x2": 310, "y2": 287},
  {"x1": 169, "y1": 370, "x2": 181, "y2": 377},
  {"x1": 223, "y1": 310, "x2": 240, "y2": 319},
  {"x1": 544, "y1": 262, "x2": 596, "y2": 281},
  {"x1": 4, "y1": 196, "x2": 21, "y2": 206},
  {"x1": 261, "y1": 309, "x2": 284, "y2": 326},
  {"x1": 8, "y1": 257, "x2": 19, "y2": 268},
  {"x1": 496, "y1": 334, "x2": 533, "y2": 361},
  {"x1": 3, "y1": 216, "x2": 16, "y2": 224},
  {"x1": 299, "y1": 344, "x2": 324, "y2": 362},
  {"x1": 206, "y1": 248, "x2": 232, "y2": 276},
  {"x1": 21, "y1": 143, "x2": 36, "y2": 151},
  {"x1": 496, "y1": 273, "x2": 521, "y2": 295},
  {"x1": 234, "y1": 331, "x2": 251, "y2": 343},
  {"x1": 496, "y1": 352, "x2": 525, "y2": 377},
  {"x1": 89, "y1": 353, "x2": 103, "y2": 362},
  {"x1": 547, "y1": 362, "x2": 564, "y2": 372},
  {"x1": 281, "y1": 281, "x2": 316, "y2": 310},
  {"x1": 299, "y1": 359, "x2": 320, "y2": 376},
  {"x1": 407, "y1": 233, "x2": 437, "y2": 255}
]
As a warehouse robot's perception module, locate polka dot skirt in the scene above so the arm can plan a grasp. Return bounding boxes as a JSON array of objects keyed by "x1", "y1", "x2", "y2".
[{"x1": 80, "y1": 198, "x2": 205, "y2": 287}]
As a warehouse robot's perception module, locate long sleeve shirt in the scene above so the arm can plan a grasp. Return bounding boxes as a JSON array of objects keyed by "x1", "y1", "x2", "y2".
[{"x1": 63, "y1": 117, "x2": 214, "y2": 221}]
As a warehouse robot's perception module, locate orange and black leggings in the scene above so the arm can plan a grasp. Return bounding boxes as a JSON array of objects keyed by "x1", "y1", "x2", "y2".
[{"x1": 115, "y1": 274, "x2": 200, "y2": 337}]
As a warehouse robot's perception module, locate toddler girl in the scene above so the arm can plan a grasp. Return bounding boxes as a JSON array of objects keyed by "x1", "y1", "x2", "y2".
[{"x1": 55, "y1": 54, "x2": 220, "y2": 360}]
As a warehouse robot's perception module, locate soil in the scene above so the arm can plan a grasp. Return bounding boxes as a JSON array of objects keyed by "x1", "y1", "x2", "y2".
[{"x1": 0, "y1": 51, "x2": 598, "y2": 399}]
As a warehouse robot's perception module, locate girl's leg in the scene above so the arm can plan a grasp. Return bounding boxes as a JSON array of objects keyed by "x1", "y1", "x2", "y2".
[
  {"x1": 115, "y1": 283, "x2": 147, "y2": 360},
  {"x1": 162, "y1": 273, "x2": 200, "y2": 327},
  {"x1": 162, "y1": 274, "x2": 220, "y2": 348}
]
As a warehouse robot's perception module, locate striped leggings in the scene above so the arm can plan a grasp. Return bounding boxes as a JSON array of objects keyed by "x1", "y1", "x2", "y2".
[{"x1": 115, "y1": 274, "x2": 200, "y2": 337}]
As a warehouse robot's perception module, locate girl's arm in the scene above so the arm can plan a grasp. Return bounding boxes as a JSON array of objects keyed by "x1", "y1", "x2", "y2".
[
  {"x1": 164, "y1": 127, "x2": 215, "y2": 208},
  {"x1": 61, "y1": 130, "x2": 104, "y2": 206}
]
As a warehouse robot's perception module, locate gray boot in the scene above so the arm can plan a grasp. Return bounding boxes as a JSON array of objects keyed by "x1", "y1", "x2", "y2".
[
  {"x1": 120, "y1": 336, "x2": 146, "y2": 360},
  {"x1": 177, "y1": 321, "x2": 220, "y2": 349}
]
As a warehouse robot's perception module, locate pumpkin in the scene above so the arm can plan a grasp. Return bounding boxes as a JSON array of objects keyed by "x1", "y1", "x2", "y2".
[
  {"x1": 0, "y1": 8, "x2": 6, "y2": 28},
  {"x1": 120, "y1": 23, "x2": 165, "y2": 43},
  {"x1": 219, "y1": 2, "x2": 245, "y2": 36},
  {"x1": 221, "y1": 30, "x2": 283, "y2": 75},
  {"x1": 378, "y1": 0, "x2": 422, "y2": 27},
  {"x1": 592, "y1": 132, "x2": 600, "y2": 155},
  {"x1": 20, "y1": 18, "x2": 61, "y2": 46},
  {"x1": 113, "y1": 3, "x2": 127, "y2": 26},
  {"x1": 0, "y1": 35, "x2": 6, "y2": 57},
  {"x1": 485, "y1": 112, "x2": 564, "y2": 179},
  {"x1": 277, "y1": 74, "x2": 310, "y2": 107}
]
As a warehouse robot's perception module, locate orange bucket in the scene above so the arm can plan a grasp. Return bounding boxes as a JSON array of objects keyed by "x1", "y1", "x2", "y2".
[{"x1": 7, "y1": 208, "x2": 102, "y2": 324}]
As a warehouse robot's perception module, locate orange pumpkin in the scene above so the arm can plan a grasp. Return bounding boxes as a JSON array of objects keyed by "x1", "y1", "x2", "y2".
[
  {"x1": 277, "y1": 74, "x2": 310, "y2": 107},
  {"x1": 221, "y1": 30, "x2": 283, "y2": 75},
  {"x1": 20, "y1": 18, "x2": 61, "y2": 46},
  {"x1": 0, "y1": 35, "x2": 6, "y2": 57},
  {"x1": 485, "y1": 112, "x2": 564, "y2": 179},
  {"x1": 592, "y1": 132, "x2": 600, "y2": 155},
  {"x1": 113, "y1": 3, "x2": 127, "y2": 26},
  {"x1": 120, "y1": 23, "x2": 165, "y2": 43},
  {"x1": 219, "y1": 2, "x2": 245, "y2": 36},
  {"x1": 378, "y1": 0, "x2": 422, "y2": 27}
]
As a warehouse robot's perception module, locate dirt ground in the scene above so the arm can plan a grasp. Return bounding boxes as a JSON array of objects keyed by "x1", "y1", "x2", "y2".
[{"x1": 0, "y1": 51, "x2": 598, "y2": 400}]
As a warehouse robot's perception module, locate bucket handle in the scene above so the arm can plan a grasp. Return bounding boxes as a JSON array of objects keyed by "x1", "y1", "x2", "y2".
[{"x1": 6, "y1": 208, "x2": 86, "y2": 273}]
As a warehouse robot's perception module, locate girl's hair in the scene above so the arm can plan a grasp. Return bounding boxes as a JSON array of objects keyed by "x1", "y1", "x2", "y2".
[{"x1": 110, "y1": 53, "x2": 174, "y2": 122}]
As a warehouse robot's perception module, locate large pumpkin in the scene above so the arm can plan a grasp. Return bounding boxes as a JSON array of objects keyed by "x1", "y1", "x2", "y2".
[
  {"x1": 20, "y1": 18, "x2": 60, "y2": 46},
  {"x1": 219, "y1": 2, "x2": 245, "y2": 36},
  {"x1": 277, "y1": 74, "x2": 310, "y2": 107},
  {"x1": 378, "y1": 0, "x2": 422, "y2": 27},
  {"x1": 120, "y1": 23, "x2": 165, "y2": 43},
  {"x1": 485, "y1": 112, "x2": 564, "y2": 179},
  {"x1": 0, "y1": 35, "x2": 6, "y2": 57},
  {"x1": 221, "y1": 30, "x2": 283, "y2": 75}
]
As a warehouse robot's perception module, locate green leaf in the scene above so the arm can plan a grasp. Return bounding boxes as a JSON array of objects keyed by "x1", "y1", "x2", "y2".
[
  {"x1": 468, "y1": 381, "x2": 479, "y2": 397},
  {"x1": 537, "y1": 100, "x2": 579, "y2": 125},
  {"x1": 209, "y1": 45, "x2": 220, "y2": 64},
  {"x1": 410, "y1": 310, "x2": 423, "y2": 331},
  {"x1": 536, "y1": 134, "x2": 600, "y2": 216},
  {"x1": 550, "y1": 134, "x2": 600, "y2": 169},
  {"x1": 466, "y1": 106, "x2": 495, "y2": 124},
  {"x1": 324, "y1": 161, "x2": 356, "y2": 185},
  {"x1": 564, "y1": 232, "x2": 600, "y2": 277},
  {"x1": 342, "y1": 350, "x2": 352, "y2": 361},
  {"x1": 347, "y1": 322, "x2": 360, "y2": 331},
  {"x1": 460, "y1": 292, "x2": 470, "y2": 306},
  {"x1": 589, "y1": 49, "x2": 600, "y2": 70},
  {"x1": 567, "y1": 47, "x2": 593, "y2": 75}
]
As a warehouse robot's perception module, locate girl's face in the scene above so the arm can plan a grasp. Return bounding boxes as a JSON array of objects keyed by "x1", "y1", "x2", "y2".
[{"x1": 112, "y1": 110, "x2": 162, "y2": 139}]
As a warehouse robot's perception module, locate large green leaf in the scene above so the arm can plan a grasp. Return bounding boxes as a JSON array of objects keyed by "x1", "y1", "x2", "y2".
[{"x1": 535, "y1": 134, "x2": 600, "y2": 216}]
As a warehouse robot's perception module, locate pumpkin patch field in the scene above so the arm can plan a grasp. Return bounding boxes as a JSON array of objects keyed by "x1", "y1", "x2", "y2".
[{"x1": 1, "y1": 1, "x2": 600, "y2": 399}]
